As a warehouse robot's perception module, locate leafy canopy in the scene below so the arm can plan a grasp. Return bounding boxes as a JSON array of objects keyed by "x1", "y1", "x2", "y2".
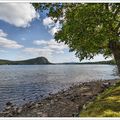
[{"x1": 33, "y1": 3, "x2": 120, "y2": 61}]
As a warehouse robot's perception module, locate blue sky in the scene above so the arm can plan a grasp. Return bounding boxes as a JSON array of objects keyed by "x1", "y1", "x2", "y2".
[{"x1": 0, "y1": 3, "x2": 111, "y2": 63}]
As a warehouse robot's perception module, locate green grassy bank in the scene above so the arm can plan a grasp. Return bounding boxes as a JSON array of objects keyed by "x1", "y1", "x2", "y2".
[{"x1": 80, "y1": 80, "x2": 120, "y2": 117}]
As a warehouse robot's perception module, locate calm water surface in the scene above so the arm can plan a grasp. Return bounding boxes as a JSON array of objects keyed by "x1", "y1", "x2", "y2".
[{"x1": 0, "y1": 65, "x2": 119, "y2": 111}]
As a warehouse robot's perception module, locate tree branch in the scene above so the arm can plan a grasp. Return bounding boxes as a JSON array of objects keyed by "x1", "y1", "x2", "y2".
[{"x1": 113, "y1": 5, "x2": 120, "y2": 20}]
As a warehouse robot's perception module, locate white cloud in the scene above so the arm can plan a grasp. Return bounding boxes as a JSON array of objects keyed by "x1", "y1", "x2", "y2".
[
  {"x1": 23, "y1": 48, "x2": 53, "y2": 59},
  {"x1": 0, "y1": 37, "x2": 23, "y2": 49},
  {"x1": 24, "y1": 39, "x2": 68, "y2": 59},
  {"x1": 0, "y1": 29, "x2": 7, "y2": 37},
  {"x1": 33, "y1": 40, "x2": 47, "y2": 45},
  {"x1": 24, "y1": 48, "x2": 53, "y2": 53},
  {"x1": 0, "y1": 29, "x2": 23, "y2": 49},
  {"x1": 0, "y1": 3, "x2": 39, "y2": 27},
  {"x1": 49, "y1": 26, "x2": 60, "y2": 36},
  {"x1": 49, "y1": 21, "x2": 61, "y2": 36},
  {"x1": 33, "y1": 39, "x2": 68, "y2": 50},
  {"x1": 47, "y1": 39, "x2": 68, "y2": 50},
  {"x1": 43, "y1": 17, "x2": 61, "y2": 36},
  {"x1": 43, "y1": 17, "x2": 54, "y2": 28}
]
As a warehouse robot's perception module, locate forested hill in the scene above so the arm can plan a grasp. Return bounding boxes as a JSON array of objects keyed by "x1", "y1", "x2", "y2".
[{"x1": 0, "y1": 57, "x2": 51, "y2": 65}]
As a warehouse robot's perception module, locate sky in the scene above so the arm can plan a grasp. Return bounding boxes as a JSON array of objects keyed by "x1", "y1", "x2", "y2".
[{"x1": 0, "y1": 3, "x2": 112, "y2": 63}]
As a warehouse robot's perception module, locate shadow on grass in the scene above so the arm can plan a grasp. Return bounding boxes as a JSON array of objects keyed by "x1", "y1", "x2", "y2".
[{"x1": 80, "y1": 80, "x2": 120, "y2": 117}]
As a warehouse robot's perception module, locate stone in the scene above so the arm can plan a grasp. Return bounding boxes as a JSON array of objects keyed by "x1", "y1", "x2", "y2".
[
  {"x1": 5, "y1": 106, "x2": 12, "y2": 110},
  {"x1": 42, "y1": 113, "x2": 48, "y2": 117},
  {"x1": 46, "y1": 103, "x2": 50, "y2": 106},
  {"x1": 6, "y1": 113, "x2": 13, "y2": 117},
  {"x1": 23, "y1": 98, "x2": 26, "y2": 101},
  {"x1": 6, "y1": 102, "x2": 12, "y2": 106},
  {"x1": 40, "y1": 95, "x2": 43, "y2": 97},
  {"x1": 102, "y1": 82, "x2": 111, "y2": 88},
  {"x1": 35, "y1": 103, "x2": 39, "y2": 108},
  {"x1": 17, "y1": 108, "x2": 22, "y2": 113},
  {"x1": 37, "y1": 112, "x2": 43, "y2": 116},
  {"x1": 50, "y1": 100, "x2": 54, "y2": 104},
  {"x1": 54, "y1": 99, "x2": 58, "y2": 102},
  {"x1": 82, "y1": 104, "x2": 87, "y2": 110}
]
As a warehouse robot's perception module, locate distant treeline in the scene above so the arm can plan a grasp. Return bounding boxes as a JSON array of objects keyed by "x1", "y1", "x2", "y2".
[
  {"x1": 80, "y1": 60, "x2": 116, "y2": 65},
  {"x1": 60, "y1": 60, "x2": 116, "y2": 65}
]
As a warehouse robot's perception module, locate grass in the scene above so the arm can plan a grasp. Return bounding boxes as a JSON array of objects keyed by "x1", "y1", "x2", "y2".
[{"x1": 80, "y1": 80, "x2": 120, "y2": 117}]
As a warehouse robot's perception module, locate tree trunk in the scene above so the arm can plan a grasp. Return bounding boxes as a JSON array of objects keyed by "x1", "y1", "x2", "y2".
[{"x1": 109, "y1": 40, "x2": 120, "y2": 74}]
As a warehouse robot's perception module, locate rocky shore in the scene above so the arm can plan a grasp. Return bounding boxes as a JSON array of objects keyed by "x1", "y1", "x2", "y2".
[{"x1": 0, "y1": 79, "x2": 119, "y2": 117}]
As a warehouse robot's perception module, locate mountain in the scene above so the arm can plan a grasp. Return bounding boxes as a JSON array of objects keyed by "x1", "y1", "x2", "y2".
[{"x1": 0, "y1": 57, "x2": 51, "y2": 65}]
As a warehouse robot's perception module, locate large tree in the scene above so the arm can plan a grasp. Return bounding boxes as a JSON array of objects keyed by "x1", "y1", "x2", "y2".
[{"x1": 33, "y1": 3, "x2": 120, "y2": 73}]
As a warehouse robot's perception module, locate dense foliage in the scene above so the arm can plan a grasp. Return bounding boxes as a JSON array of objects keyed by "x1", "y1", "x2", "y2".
[{"x1": 33, "y1": 3, "x2": 120, "y2": 72}]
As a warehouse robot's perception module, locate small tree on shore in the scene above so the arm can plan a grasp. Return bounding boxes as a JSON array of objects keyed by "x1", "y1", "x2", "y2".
[{"x1": 33, "y1": 3, "x2": 120, "y2": 74}]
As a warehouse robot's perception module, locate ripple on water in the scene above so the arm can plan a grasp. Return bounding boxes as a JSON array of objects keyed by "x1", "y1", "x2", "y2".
[{"x1": 0, "y1": 65, "x2": 119, "y2": 111}]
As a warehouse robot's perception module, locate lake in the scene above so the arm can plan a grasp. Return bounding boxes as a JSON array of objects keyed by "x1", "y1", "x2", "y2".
[{"x1": 0, "y1": 64, "x2": 119, "y2": 111}]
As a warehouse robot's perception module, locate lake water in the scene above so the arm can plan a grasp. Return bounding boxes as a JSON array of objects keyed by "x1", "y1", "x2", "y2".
[{"x1": 0, "y1": 64, "x2": 119, "y2": 111}]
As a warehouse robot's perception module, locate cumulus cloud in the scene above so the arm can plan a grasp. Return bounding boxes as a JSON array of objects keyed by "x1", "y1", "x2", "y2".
[
  {"x1": 43, "y1": 17, "x2": 61, "y2": 36},
  {"x1": 43, "y1": 17, "x2": 54, "y2": 28},
  {"x1": 24, "y1": 48, "x2": 53, "y2": 54},
  {"x1": 33, "y1": 39, "x2": 68, "y2": 50},
  {"x1": 23, "y1": 48, "x2": 53, "y2": 59},
  {"x1": 0, "y1": 29, "x2": 7, "y2": 37},
  {"x1": 0, "y1": 38, "x2": 23, "y2": 48},
  {"x1": 49, "y1": 26, "x2": 60, "y2": 36},
  {"x1": 0, "y1": 29, "x2": 23, "y2": 49},
  {"x1": 33, "y1": 40, "x2": 47, "y2": 45},
  {"x1": 0, "y1": 3, "x2": 39, "y2": 27},
  {"x1": 24, "y1": 39, "x2": 68, "y2": 59}
]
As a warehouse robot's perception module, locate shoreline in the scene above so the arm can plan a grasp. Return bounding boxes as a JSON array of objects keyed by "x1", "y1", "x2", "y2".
[{"x1": 0, "y1": 79, "x2": 119, "y2": 117}]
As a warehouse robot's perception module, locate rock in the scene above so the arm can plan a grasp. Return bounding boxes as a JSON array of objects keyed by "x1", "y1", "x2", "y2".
[
  {"x1": 82, "y1": 104, "x2": 87, "y2": 110},
  {"x1": 46, "y1": 103, "x2": 50, "y2": 106},
  {"x1": 50, "y1": 100, "x2": 54, "y2": 104},
  {"x1": 6, "y1": 102, "x2": 12, "y2": 106},
  {"x1": 23, "y1": 98, "x2": 25, "y2": 101},
  {"x1": 24, "y1": 102, "x2": 34, "y2": 109},
  {"x1": 6, "y1": 112, "x2": 13, "y2": 117},
  {"x1": 35, "y1": 103, "x2": 39, "y2": 108},
  {"x1": 101, "y1": 82, "x2": 111, "y2": 88},
  {"x1": 37, "y1": 112, "x2": 43, "y2": 116},
  {"x1": 70, "y1": 97, "x2": 75, "y2": 102},
  {"x1": 54, "y1": 99, "x2": 58, "y2": 102},
  {"x1": 64, "y1": 92, "x2": 69, "y2": 96},
  {"x1": 49, "y1": 93, "x2": 52, "y2": 96},
  {"x1": 42, "y1": 113, "x2": 48, "y2": 117},
  {"x1": 17, "y1": 108, "x2": 22, "y2": 113},
  {"x1": 82, "y1": 83, "x2": 86, "y2": 86},
  {"x1": 40, "y1": 95, "x2": 43, "y2": 97},
  {"x1": 46, "y1": 97, "x2": 52, "y2": 100},
  {"x1": 14, "y1": 106, "x2": 18, "y2": 111},
  {"x1": 88, "y1": 96, "x2": 93, "y2": 100},
  {"x1": 5, "y1": 106, "x2": 12, "y2": 110}
]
